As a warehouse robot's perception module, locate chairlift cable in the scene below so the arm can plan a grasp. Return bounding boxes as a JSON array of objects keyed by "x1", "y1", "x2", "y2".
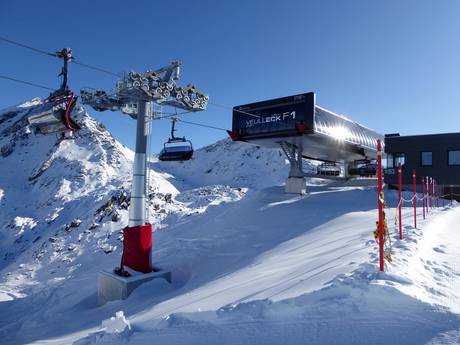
[
  {"x1": 172, "y1": 118, "x2": 228, "y2": 132},
  {"x1": 0, "y1": 37, "x2": 260, "y2": 120},
  {"x1": 72, "y1": 60, "x2": 122, "y2": 78},
  {"x1": 156, "y1": 110, "x2": 194, "y2": 120},
  {"x1": 0, "y1": 36, "x2": 56, "y2": 57},
  {"x1": 0, "y1": 74, "x2": 55, "y2": 91},
  {"x1": 0, "y1": 74, "x2": 99, "y2": 99},
  {"x1": 208, "y1": 101, "x2": 262, "y2": 119},
  {"x1": 0, "y1": 36, "x2": 121, "y2": 78}
]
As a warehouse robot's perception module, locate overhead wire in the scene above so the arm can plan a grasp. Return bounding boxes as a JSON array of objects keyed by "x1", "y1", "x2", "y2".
[
  {"x1": 72, "y1": 60, "x2": 122, "y2": 78},
  {"x1": 168, "y1": 117, "x2": 229, "y2": 132},
  {"x1": 0, "y1": 74, "x2": 228, "y2": 131},
  {"x1": 0, "y1": 36, "x2": 122, "y2": 78},
  {"x1": 0, "y1": 74, "x2": 55, "y2": 91},
  {"x1": 156, "y1": 110, "x2": 194, "y2": 120},
  {"x1": 0, "y1": 36, "x2": 268, "y2": 134},
  {"x1": 0, "y1": 35, "x2": 56, "y2": 57},
  {"x1": 209, "y1": 100, "x2": 262, "y2": 119}
]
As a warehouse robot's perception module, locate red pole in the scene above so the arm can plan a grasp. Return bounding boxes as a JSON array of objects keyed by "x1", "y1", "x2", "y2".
[
  {"x1": 413, "y1": 169, "x2": 417, "y2": 229},
  {"x1": 442, "y1": 185, "x2": 445, "y2": 207},
  {"x1": 434, "y1": 180, "x2": 437, "y2": 208},
  {"x1": 377, "y1": 140, "x2": 384, "y2": 272},
  {"x1": 426, "y1": 176, "x2": 429, "y2": 213},
  {"x1": 436, "y1": 182, "x2": 439, "y2": 207},
  {"x1": 398, "y1": 163, "x2": 402, "y2": 239},
  {"x1": 422, "y1": 176, "x2": 425, "y2": 219},
  {"x1": 437, "y1": 181, "x2": 439, "y2": 207},
  {"x1": 429, "y1": 177, "x2": 433, "y2": 209}
]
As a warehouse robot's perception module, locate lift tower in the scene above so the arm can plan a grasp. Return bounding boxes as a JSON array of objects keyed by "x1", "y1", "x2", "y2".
[{"x1": 81, "y1": 62, "x2": 208, "y2": 276}]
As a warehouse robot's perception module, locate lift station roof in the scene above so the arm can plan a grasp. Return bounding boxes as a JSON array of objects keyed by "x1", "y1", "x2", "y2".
[{"x1": 231, "y1": 92, "x2": 383, "y2": 163}]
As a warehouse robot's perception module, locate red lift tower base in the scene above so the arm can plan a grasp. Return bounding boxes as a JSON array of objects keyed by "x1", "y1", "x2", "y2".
[{"x1": 121, "y1": 224, "x2": 153, "y2": 274}]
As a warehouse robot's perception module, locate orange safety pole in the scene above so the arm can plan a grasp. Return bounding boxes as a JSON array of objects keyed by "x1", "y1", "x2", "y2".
[
  {"x1": 377, "y1": 140, "x2": 384, "y2": 272},
  {"x1": 398, "y1": 163, "x2": 402, "y2": 239},
  {"x1": 422, "y1": 176, "x2": 425, "y2": 219},
  {"x1": 413, "y1": 169, "x2": 417, "y2": 229}
]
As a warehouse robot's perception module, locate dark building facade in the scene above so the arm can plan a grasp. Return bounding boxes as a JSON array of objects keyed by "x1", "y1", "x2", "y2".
[{"x1": 384, "y1": 132, "x2": 460, "y2": 197}]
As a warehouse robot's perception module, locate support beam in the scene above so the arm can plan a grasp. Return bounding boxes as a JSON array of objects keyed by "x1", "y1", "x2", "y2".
[
  {"x1": 344, "y1": 161, "x2": 350, "y2": 180},
  {"x1": 129, "y1": 101, "x2": 149, "y2": 227},
  {"x1": 280, "y1": 141, "x2": 306, "y2": 194}
]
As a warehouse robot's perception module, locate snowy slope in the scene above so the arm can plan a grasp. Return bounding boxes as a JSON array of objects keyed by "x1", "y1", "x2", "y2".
[
  {"x1": 73, "y1": 190, "x2": 460, "y2": 345},
  {"x1": 0, "y1": 99, "x2": 460, "y2": 345},
  {"x1": 153, "y1": 138, "x2": 320, "y2": 190}
]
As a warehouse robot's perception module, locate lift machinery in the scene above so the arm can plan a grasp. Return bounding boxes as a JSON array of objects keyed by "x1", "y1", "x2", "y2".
[{"x1": 81, "y1": 61, "x2": 208, "y2": 276}]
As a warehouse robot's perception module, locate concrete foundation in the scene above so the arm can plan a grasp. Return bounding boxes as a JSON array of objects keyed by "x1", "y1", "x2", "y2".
[
  {"x1": 98, "y1": 269, "x2": 172, "y2": 305},
  {"x1": 285, "y1": 177, "x2": 307, "y2": 194}
]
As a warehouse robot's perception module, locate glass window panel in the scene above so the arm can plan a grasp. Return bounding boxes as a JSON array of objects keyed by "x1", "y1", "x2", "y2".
[
  {"x1": 394, "y1": 153, "x2": 405, "y2": 166},
  {"x1": 421, "y1": 151, "x2": 432, "y2": 166},
  {"x1": 386, "y1": 154, "x2": 394, "y2": 168},
  {"x1": 448, "y1": 150, "x2": 460, "y2": 165}
]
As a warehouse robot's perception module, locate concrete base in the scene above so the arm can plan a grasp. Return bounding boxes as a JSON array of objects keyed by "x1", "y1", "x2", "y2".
[
  {"x1": 98, "y1": 269, "x2": 172, "y2": 305},
  {"x1": 285, "y1": 177, "x2": 307, "y2": 194}
]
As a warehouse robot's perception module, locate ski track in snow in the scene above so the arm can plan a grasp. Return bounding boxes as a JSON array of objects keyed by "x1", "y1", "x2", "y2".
[{"x1": 0, "y1": 100, "x2": 460, "y2": 345}]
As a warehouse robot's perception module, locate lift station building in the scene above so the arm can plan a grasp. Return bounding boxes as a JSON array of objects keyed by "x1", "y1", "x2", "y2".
[
  {"x1": 230, "y1": 92, "x2": 383, "y2": 193},
  {"x1": 384, "y1": 132, "x2": 460, "y2": 196}
]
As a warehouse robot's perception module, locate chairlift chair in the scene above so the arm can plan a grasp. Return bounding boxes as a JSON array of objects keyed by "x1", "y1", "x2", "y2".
[
  {"x1": 158, "y1": 118, "x2": 194, "y2": 161},
  {"x1": 27, "y1": 90, "x2": 80, "y2": 135},
  {"x1": 27, "y1": 48, "x2": 81, "y2": 136},
  {"x1": 348, "y1": 159, "x2": 377, "y2": 177},
  {"x1": 317, "y1": 162, "x2": 341, "y2": 176}
]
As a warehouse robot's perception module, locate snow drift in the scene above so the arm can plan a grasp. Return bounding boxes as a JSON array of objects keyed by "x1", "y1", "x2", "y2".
[{"x1": 0, "y1": 99, "x2": 459, "y2": 345}]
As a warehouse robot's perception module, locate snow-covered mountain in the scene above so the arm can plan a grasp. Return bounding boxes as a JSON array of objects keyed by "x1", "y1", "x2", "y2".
[
  {"x1": 153, "y1": 138, "x2": 318, "y2": 190},
  {"x1": 1, "y1": 99, "x2": 460, "y2": 345},
  {"x1": 0, "y1": 99, "x2": 182, "y2": 283}
]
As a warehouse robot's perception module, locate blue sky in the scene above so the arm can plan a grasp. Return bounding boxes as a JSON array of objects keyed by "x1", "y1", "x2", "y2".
[{"x1": 1, "y1": 0, "x2": 460, "y2": 152}]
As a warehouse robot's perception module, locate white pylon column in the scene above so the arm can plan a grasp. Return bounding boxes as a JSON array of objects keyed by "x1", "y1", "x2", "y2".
[
  {"x1": 285, "y1": 142, "x2": 306, "y2": 194},
  {"x1": 128, "y1": 101, "x2": 149, "y2": 227}
]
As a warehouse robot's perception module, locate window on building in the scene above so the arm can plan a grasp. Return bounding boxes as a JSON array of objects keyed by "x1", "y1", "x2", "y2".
[
  {"x1": 421, "y1": 151, "x2": 432, "y2": 166},
  {"x1": 448, "y1": 150, "x2": 460, "y2": 166},
  {"x1": 385, "y1": 154, "x2": 393, "y2": 168},
  {"x1": 394, "y1": 153, "x2": 405, "y2": 167}
]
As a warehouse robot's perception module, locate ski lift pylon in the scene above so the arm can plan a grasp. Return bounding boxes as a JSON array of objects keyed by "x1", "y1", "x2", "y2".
[{"x1": 158, "y1": 118, "x2": 193, "y2": 161}]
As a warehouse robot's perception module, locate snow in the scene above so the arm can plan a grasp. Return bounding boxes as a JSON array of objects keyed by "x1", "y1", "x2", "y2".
[
  {"x1": 100, "y1": 311, "x2": 131, "y2": 334},
  {"x1": 153, "y1": 138, "x2": 320, "y2": 190},
  {"x1": 0, "y1": 99, "x2": 460, "y2": 344}
]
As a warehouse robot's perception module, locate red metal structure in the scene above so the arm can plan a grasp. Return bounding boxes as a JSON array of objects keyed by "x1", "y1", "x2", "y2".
[
  {"x1": 435, "y1": 180, "x2": 439, "y2": 207},
  {"x1": 422, "y1": 176, "x2": 426, "y2": 220},
  {"x1": 398, "y1": 163, "x2": 402, "y2": 240},
  {"x1": 430, "y1": 177, "x2": 433, "y2": 209},
  {"x1": 442, "y1": 186, "x2": 445, "y2": 207},
  {"x1": 427, "y1": 177, "x2": 430, "y2": 209},
  {"x1": 377, "y1": 140, "x2": 384, "y2": 272},
  {"x1": 413, "y1": 169, "x2": 417, "y2": 229},
  {"x1": 121, "y1": 224, "x2": 153, "y2": 273}
]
